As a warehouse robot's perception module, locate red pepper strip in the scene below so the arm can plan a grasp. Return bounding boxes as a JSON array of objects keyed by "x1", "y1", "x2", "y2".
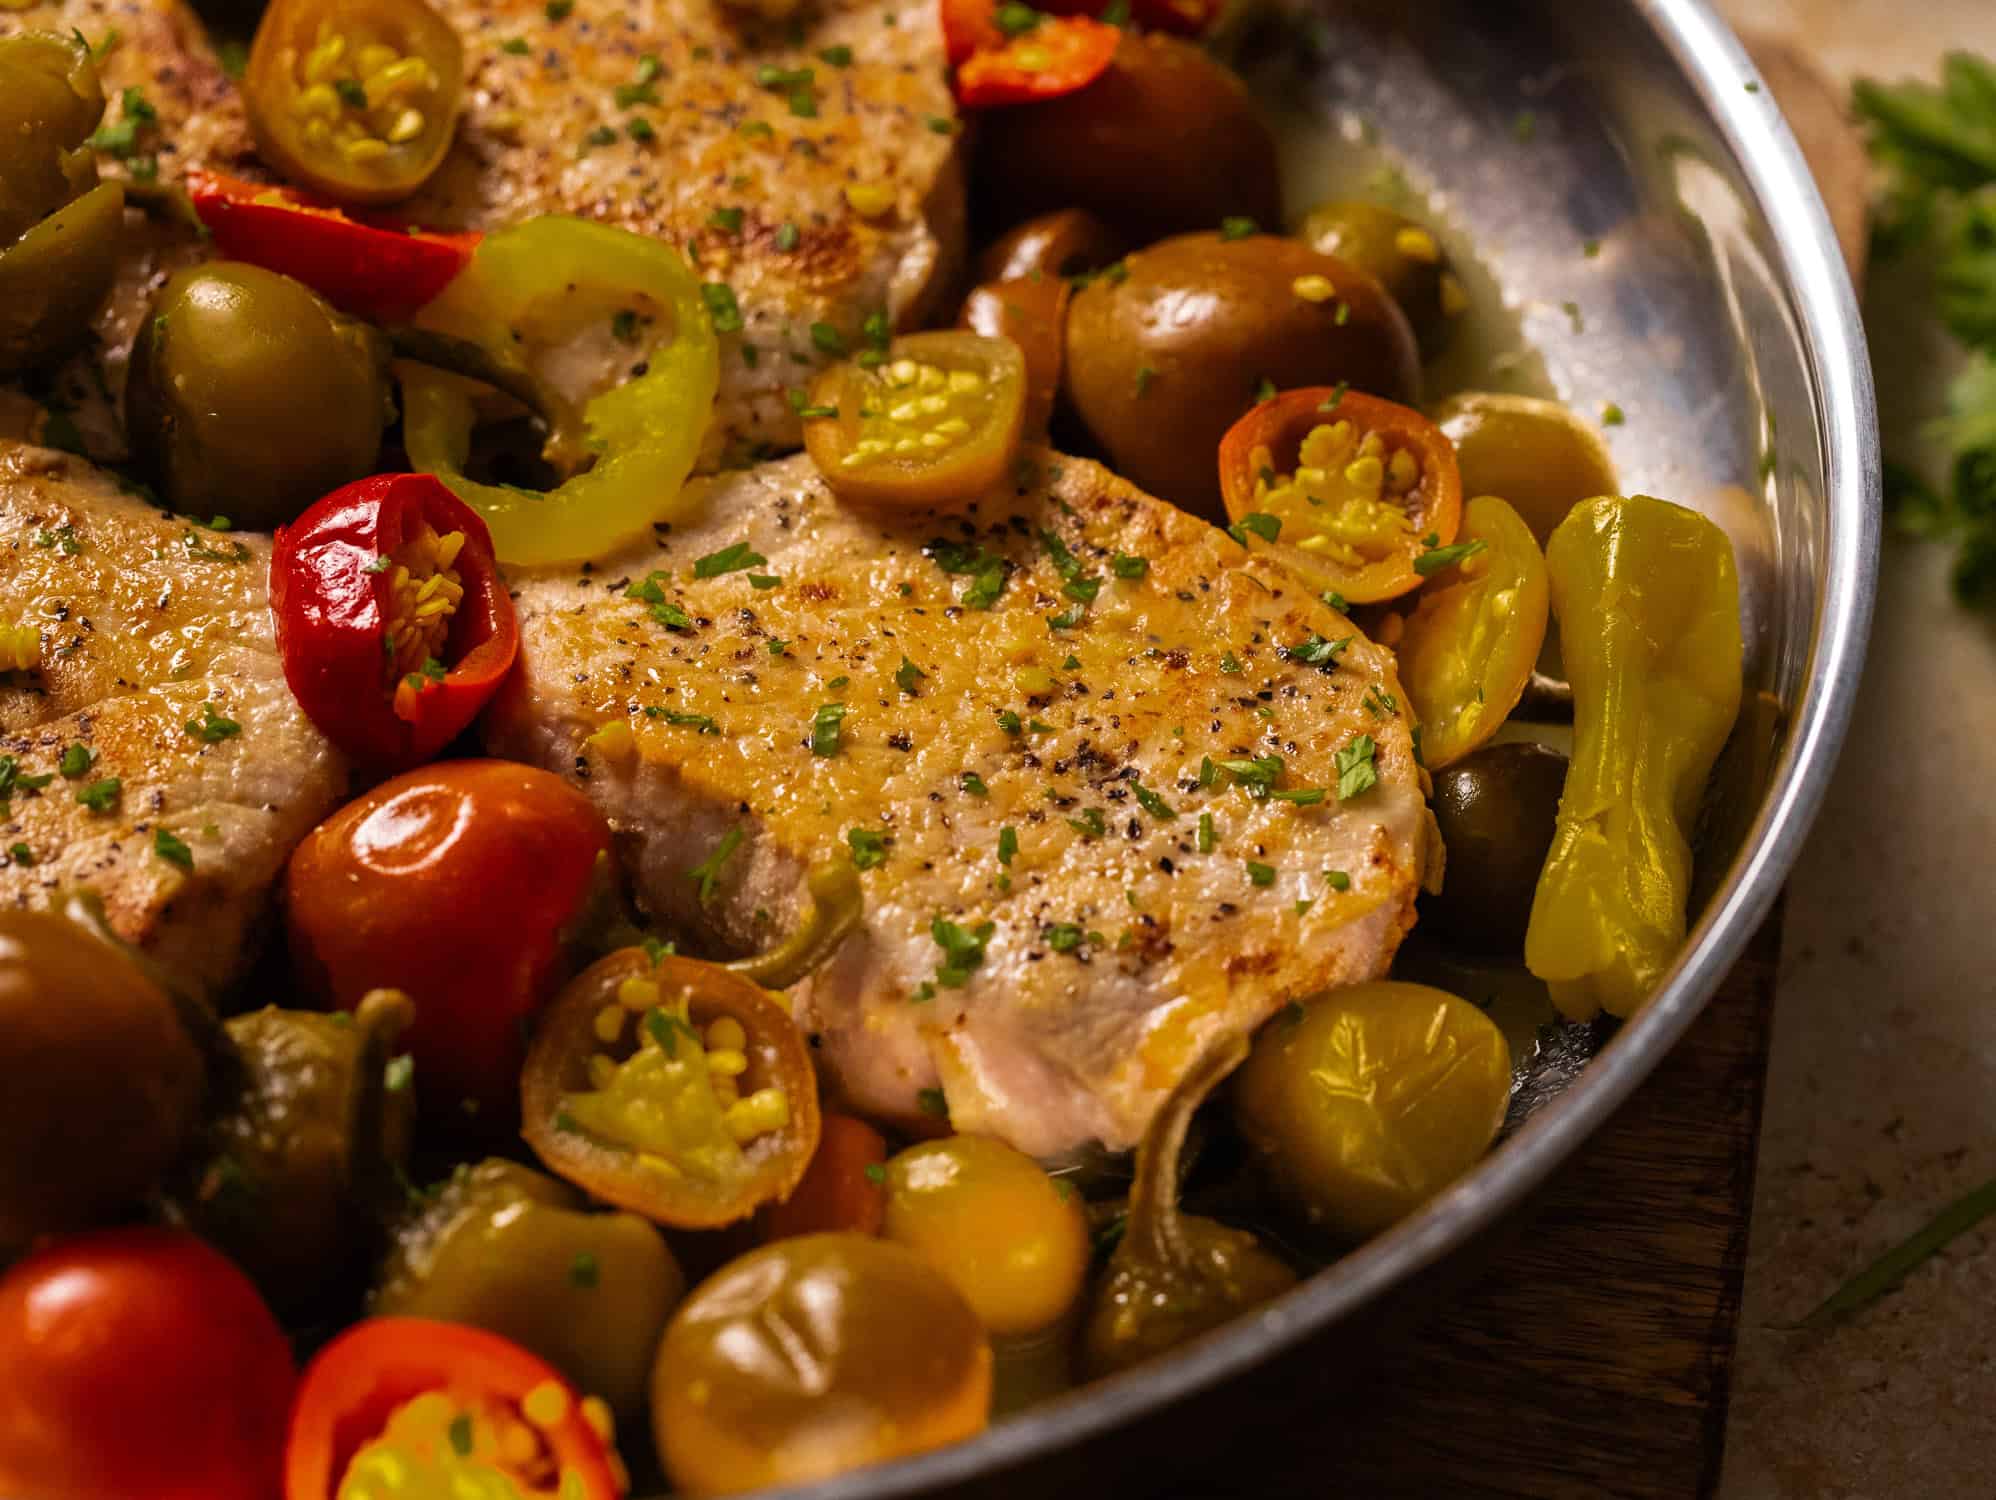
[
  {"x1": 955, "y1": 12, "x2": 1120, "y2": 107},
  {"x1": 186, "y1": 169, "x2": 479, "y2": 323},
  {"x1": 941, "y1": 0, "x2": 1003, "y2": 64},
  {"x1": 270, "y1": 473, "x2": 519, "y2": 773},
  {"x1": 284, "y1": 1318, "x2": 624, "y2": 1500}
]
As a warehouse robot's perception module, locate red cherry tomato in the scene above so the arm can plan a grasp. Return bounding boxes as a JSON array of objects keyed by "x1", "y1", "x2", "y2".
[
  {"x1": 285, "y1": 759, "x2": 610, "y2": 1127},
  {"x1": 0, "y1": 1227, "x2": 296, "y2": 1500},
  {"x1": 955, "y1": 11, "x2": 1120, "y2": 107},
  {"x1": 285, "y1": 1318, "x2": 623, "y2": 1500},
  {"x1": 272, "y1": 473, "x2": 520, "y2": 775},
  {"x1": 187, "y1": 169, "x2": 479, "y2": 323}
]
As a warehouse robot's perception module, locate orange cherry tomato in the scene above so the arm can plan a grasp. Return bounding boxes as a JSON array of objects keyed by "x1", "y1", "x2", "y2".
[
  {"x1": 284, "y1": 1318, "x2": 623, "y2": 1500},
  {"x1": 759, "y1": 1113, "x2": 890, "y2": 1241},
  {"x1": 0, "y1": 1228, "x2": 296, "y2": 1500},
  {"x1": 285, "y1": 760, "x2": 610, "y2": 1127},
  {"x1": 521, "y1": 950, "x2": 822, "y2": 1230},
  {"x1": 1218, "y1": 386, "x2": 1463, "y2": 606},
  {"x1": 1394, "y1": 495, "x2": 1550, "y2": 768}
]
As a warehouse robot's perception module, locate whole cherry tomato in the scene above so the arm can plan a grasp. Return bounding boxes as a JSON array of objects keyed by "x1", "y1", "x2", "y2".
[
  {"x1": 0, "y1": 1227, "x2": 295, "y2": 1500},
  {"x1": 285, "y1": 759, "x2": 610, "y2": 1126}
]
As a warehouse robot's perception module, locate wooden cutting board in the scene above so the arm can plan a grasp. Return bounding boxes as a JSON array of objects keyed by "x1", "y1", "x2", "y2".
[{"x1": 1161, "y1": 913, "x2": 1782, "y2": 1500}]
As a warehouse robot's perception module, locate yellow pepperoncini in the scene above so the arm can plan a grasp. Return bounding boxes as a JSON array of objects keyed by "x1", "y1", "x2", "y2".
[
  {"x1": 1524, "y1": 494, "x2": 1743, "y2": 1020},
  {"x1": 402, "y1": 215, "x2": 720, "y2": 567}
]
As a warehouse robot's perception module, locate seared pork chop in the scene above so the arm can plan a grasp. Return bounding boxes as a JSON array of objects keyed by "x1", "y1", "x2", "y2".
[
  {"x1": 0, "y1": 442, "x2": 346, "y2": 998},
  {"x1": 1, "y1": 0, "x2": 964, "y2": 466},
  {"x1": 487, "y1": 450, "x2": 1433, "y2": 1156}
]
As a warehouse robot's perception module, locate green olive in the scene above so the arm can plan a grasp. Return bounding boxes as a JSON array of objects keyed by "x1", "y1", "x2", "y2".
[
  {"x1": 169, "y1": 992, "x2": 414, "y2": 1311},
  {"x1": 976, "y1": 209, "x2": 1127, "y2": 284},
  {"x1": 1431, "y1": 392, "x2": 1619, "y2": 545},
  {"x1": 0, "y1": 909, "x2": 204, "y2": 1246},
  {"x1": 1299, "y1": 199, "x2": 1461, "y2": 359},
  {"x1": 0, "y1": 30, "x2": 104, "y2": 249},
  {"x1": 1234, "y1": 981, "x2": 1512, "y2": 1240},
  {"x1": 1063, "y1": 231, "x2": 1421, "y2": 514},
  {"x1": 126, "y1": 262, "x2": 393, "y2": 529},
  {"x1": 0, "y1": 180, "x2": 125, "y2": 379},
  {"x1": 977, "y1": 33, "x2": 1281, "y2": 243},
  {"x1": 1423, "y1": 741, "x2": 1570, "y2": 953},
  {"x1": 881, "y1": 1134, "x2": 1091, "y2": 1337},
  {"x1": 373, "y1": 1157, "x2": 685, "y2": 1421}
]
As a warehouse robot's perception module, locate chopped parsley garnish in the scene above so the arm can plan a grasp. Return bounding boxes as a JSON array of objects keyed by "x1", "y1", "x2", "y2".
[
  {"x1": 916, "y1": 1087, "x2": 949, "y2": 1117},
  {"x1": 1335, "y1": 735, "x2": 1379, "y2": 800},
  {"x1": 152, "y1": 827, "x2": 193, "y2": 870},
  {"x1": 810, "y1": 321, "x2": 846, "y2": 355},
  {"x1": 1282, "y1": 633, "x2": 1352, "y2": 667},
  {"x1": 1254, "y1": 375, "x2": 1278, "y2": 403},
  {"x1": 583, "y1": 124, "x2": 617, "y2": 149},
  {"x1": 1132, "y1": 783, "x2": 1175, "y2": 820},
  {"x1": 864, "y1": 1162, "x2": 888, "y2": 1185},
  {"x1": 545, "y1": 0, "x2": 573, "y2": 17},
  {"x1": 1601, "y1": 402, "x2": 1625, "y2": 426},
  {"x1": 786, "y1": 388, "x2": 839, "y2": 420},
  {"x1": 644, "y1": 707, "x2": 720, "y2": 733},
  {"x1": 1321, "y1": 590, "x2": 1349, "y2": 613},
  {"x1": 924, "y1": 538, "x2": 1010, "y2": 609},
  {"x1": 958, "y1": 771, "x2": 990, "y2": 798},
  {"x1": 182, "y1": 529, "x2": 250, "y2": 564},
  {"x1": 1363, "y1": 686, "x2": 1398, "y2": 718},
  {"x1": 448, "y1": 1414, "x2": 474, "y2": 1458},
  {"x1": 1219, "y1": 216, "x2": 1259, "y2": 241},
  {"x1": 1246, "y1": 860, "x2": 1275, "y2": 887},
  {"x1": 1215, "y1": 753, "x2": 1284, "y2": 798},
  {"x1": 926, "y1": 114, "x2": 955, "y2": 134},
  {"x1": 6, "y1": 844, "x2": 31, "y2": 866},
  {"x1": 1111, "y1": 553, "x2": 1148, "y2": 579},
  {"x1": 748, "y1": 574, "x2": 781, "y2": 590},
  {"x1": 692, "y1": 541, "x2": 769, "y2": 578},
  {"x1": 1413, "y1": 537, "x2": 1490, "y2": 577},
  {"x1": 0, "y1": 757, "x2": 53, "y2": 798},
  {"x1": 1325, "y1": 869, "x2": 1351, "y2": 891},
  {"x1": 687, "y1": 827, "x2": 744, "y2": 905},
  {"x1": 58, "y1": 743, "x2": 96, "y2": 778},
  {"x1": 640, "y1": 936, "x2": 676, "y2": 965},
  {"x1": 1029, "y1": 718, "x2": 1054, "y2": 733},
  {"x1": 185, "y1": 702, "x2": 242, "y2": 742},
  {"x1": 895, "y1": 655, "x2": 926, "y2": 694},
  {"x1": 997, "y1": 826, "x2": 1018, "y2": 865},
  {"x1": 1133, "y1": 365, "x2": 1156, "y2": 397},
  {"x1": 1319, "y1": 381, "x2": 1349, "y2": 413},
  {"x1": 996, "y1": 709, "x2": 1022, "y2": 734},
  {"x1": 1227, "y1": 512, "x2": 1281, "y2": 546},
  {"x1": 1046, "y1": 603, "x2": 1086, "y2": 630},
  {"x1": 76, "y1": 777, "x2": 121, "y2": 813},
  {"x1": 767, "y1": 638, "x2": 789, "y2": 656},
  {"x1": 700, "y1": 282, "x2": 745, "y2": 333},
  {"x1": 756, "y1": 63, "x2": 815, "y2": 89},
  {"x1": 626, "y1": 117, "x2": 656, "y2": 143},
  {"x1": 33, "y1": 524, "x2": 83, "y2": 556},
  {"x1": 775, "y1": 220, "x2": 801, "y2": 252},
  {"x1": 497, "y1": 38, "x2": 528, "y2": 56},
  {"x1": 994, "y1": 2, "x2": 1042, "y2": 34},
  {"x1": 930, "y1": 917, "x2": 995, "y2": 987},
  {"x1": 646, "y1": 1008, "x2": 698, "y2": 1058},
  {"x1": 1220, "y1": 651, "x2": 1243, "y2": 674},
  {"x1": 847, "y1": 827, "x2": 889, "y2": 869},
  {"x1": 1066, "y1": 807, "x2": 1106, "y2": 838},
  {"x1": 1268, "y1": 786, "x2": 1326, "y2": 806},
  {"x1": 1060, "y1": 654, "x2": 1081, "y2": 670},
  {"x1": 810, "y1": 702, "x2": 846, "y2": 756},
  {"x1": 625, "y1": 571, "x2": 694, "y2": 629},
  {"x1": 1043, "y1": 922, "x2": 1083, "y2": 952},
  {"x1": 1197, "y1": 811, "x2": 1216, "y2": 852},
  {"x1": 819, "y1": 43, "x2": 854, "y2": 66},
  {"x1": 707, "y1": 206, "x2": 745, "y2": 235},
  {"x1": 569, "y1": 1252, "x2": 599, "y2": 1289}
]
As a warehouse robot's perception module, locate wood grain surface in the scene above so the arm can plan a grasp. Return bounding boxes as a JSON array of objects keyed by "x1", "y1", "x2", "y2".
[{"x1": 1158, "y1": 914, "x2": 1782, "y2": 1500}]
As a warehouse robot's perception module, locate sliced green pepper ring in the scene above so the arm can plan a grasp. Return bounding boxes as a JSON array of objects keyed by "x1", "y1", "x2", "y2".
[
  {"x1": 244, "y1": 0, "x2": 464, "y2": 206},
  {"x1": 521, "y1": 951, "x2": 821, "y2": 1229},
  {"x1": 803, "y1": 331, "x2": 1026, "y2": 510},
  {"x1": 402, "y1": 215, "x2": 721, "y2": 567}
]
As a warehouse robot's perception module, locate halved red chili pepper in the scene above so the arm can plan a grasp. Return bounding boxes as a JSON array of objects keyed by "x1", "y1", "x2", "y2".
[
  {"x1": 186, "y1": 169, "x2": 478, "y2": 323},
  {"x1": 284, "y1": 1317, "x2": 624, "y2": 1500},
  {"x1": 270, "y1": 473, "x2": 519, "y2": 772},
  {"x1": 956, "y1": 11, "x2": 1120, "y2": 106},
  {"x1": 1218, "y1": 386, "x2": 1463, "y2": 606}
]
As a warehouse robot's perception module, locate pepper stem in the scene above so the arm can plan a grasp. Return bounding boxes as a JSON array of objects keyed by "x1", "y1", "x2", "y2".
[
  {"x1": 724, "y1": 859, "x2": 864, "y2": 990},
  {"x1": 386, "y1": 326, "x2": 596, "y2": 479},
  {"x1": 1124, "y1": 1029, "x2": 1249, "y2": 1273},
  {"x1": 346, "y1": 988, "x2": 419, "y2": 1222}
]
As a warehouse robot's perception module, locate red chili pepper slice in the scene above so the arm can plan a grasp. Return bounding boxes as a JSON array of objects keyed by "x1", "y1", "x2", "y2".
[
  {"x1": 186, "y1": 169, "x2": 478, "y2": 323},
  {"x1": 955, "y1": 11, "x2": 1120, "y2": 106},
  {"x1": 284, "y1": 1318, "x2": 624, "y2": 1500},
  {"x1": 271, "y1": 473, "x2": 519, "y2": 773},
  {"x1": 1035, "y1": 0, "x2": 1220, "y2": 34}
]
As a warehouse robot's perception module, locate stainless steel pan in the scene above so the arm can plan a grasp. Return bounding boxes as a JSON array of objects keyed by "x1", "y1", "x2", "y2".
[{"x1": 706, "y1": 0, "x2": 1879, "y2": 1492}]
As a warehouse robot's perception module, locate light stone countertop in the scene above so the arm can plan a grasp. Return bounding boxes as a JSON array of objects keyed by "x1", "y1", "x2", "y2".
[{"x1": 1713, "y1": 2, "x2": 1996, "y2": 1495}]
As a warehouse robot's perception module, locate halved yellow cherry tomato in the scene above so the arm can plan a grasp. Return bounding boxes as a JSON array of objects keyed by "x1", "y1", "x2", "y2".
[
  {"x1": 520, "y1": 950, "x2": 821, "y2": 1230},
  {"x1": 1394, "y1": 495, "x2": 1550, "y2": 768},
  {"x1": 803, "y1": 332, "x2": 1027, "y2": 510},
  {"x1": 1219, "y1": 386, "x2": 1462, "y2": 605},
  {"x1": 244, "y1": 0, "x2": 464, "y2": 206}
]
